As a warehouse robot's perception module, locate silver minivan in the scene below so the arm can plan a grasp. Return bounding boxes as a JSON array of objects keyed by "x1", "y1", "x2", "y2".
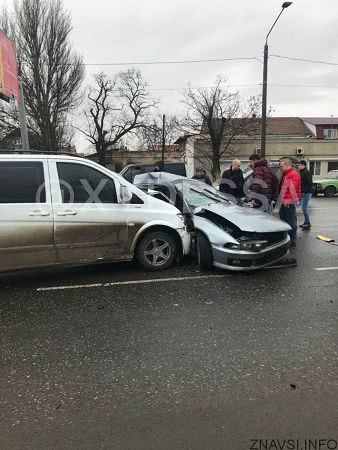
[{"x1": 0, "y1": 154, "x2": 190, "y2": 273}]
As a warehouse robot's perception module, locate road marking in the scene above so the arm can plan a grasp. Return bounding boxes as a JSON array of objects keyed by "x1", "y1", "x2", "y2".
[
  {"x1": 310, "y1": 207, "x2": 338, "y2": 210},
  {"x1": 37, "y1": 274, "x2": 231, "y2": 292},
  {"x1": 314, "y1": 267, "x2": 338, "y2": 271},
  {"x1": 311, "y1": 223, "x2": 338, "y2": 226}
]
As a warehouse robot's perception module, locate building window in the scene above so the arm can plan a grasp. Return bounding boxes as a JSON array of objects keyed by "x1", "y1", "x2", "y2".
[
  {"x1": 310, "y1": 161, "x2": 321, "y2": 176},
  {"x1": 323, "y1": 128, "x2": 338, "y2": 139}
]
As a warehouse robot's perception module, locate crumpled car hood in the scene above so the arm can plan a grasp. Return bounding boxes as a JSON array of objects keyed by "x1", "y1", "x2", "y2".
[{"x1": 195, "y1": 203, "x2": 291, "y2": 233}]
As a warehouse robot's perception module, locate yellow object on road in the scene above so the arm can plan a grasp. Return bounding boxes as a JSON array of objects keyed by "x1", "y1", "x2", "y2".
[{"x1": 317, "y1": 235, "x2": 335, "y2": 243}]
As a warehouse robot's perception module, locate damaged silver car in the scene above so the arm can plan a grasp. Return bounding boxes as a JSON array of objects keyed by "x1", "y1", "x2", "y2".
[{"x1": 134, "y1": 172, "x2": 291, "y2": 271}]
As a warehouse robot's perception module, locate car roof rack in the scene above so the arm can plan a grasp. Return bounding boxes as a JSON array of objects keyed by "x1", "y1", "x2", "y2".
[{"x1": 0, "y1": 148, "x2": 85, "y2": 157}]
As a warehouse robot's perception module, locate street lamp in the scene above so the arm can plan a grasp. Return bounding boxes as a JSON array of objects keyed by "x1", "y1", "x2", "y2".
[{"x1": 260, "y1": 1, "x2": 292, "y2": 159}]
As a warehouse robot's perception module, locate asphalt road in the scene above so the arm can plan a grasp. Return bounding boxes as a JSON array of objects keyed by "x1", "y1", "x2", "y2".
[{"x1": 1, "y1": 198, "x2": 338, "y2": 450}]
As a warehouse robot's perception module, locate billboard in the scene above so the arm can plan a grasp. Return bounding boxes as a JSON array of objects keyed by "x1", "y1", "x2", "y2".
[{"x1": 0, "y1": 31, "x2": 19, "y2": 101}]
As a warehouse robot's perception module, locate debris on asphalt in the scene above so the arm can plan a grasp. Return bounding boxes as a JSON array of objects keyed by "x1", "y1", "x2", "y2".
[
  {"x1": 317, "y1": 235, "x2": 338, "y2": 246},
  {"x1": 265, "y1": 258, "x2": 297, "y2": 269}
]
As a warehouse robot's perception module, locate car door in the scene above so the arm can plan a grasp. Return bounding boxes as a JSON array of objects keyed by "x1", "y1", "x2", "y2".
[
  {"x1": 49, "y1": 159, "x2": 128, "y2": 264},
  {"x1": 0, "y1": 159, "x2": 54, "y2": 271}
]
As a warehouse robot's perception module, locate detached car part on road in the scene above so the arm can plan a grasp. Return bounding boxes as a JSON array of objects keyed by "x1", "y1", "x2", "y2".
[
  {"x1": 0, "y1": 154, "x2": 190, "y2": 273},
  {"x1": 135, "y1": 172, "x2": 291, "y2": 271}
]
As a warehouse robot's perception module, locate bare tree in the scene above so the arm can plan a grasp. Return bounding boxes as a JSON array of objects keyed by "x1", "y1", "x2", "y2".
[
  {"x1": 0, "y1": 0, "x2": 84, "y2": 151},
  {"x1": 136, "y1": 114, "x2": 180, "y2": 151},
  {"x1": 182, "y1": 78, "x2": 261, "y2": 180},
  {"x1": 78, "y1": 69, "x2": 157, "y2": 167}
]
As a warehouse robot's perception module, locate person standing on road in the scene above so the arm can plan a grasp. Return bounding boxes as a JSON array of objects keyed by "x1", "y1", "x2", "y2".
[
  {"x1": 247, "y1": 154, "x2": 279, "y2": 213},
  {"x1": 279, "y1": 158, "x2": 301, "y2": 247},
  {"x1": 298, "y1": 160, "x2": 313, "y2": 230},
  {"x1": 192, "y1": 168, "x2": 212, "y2": 186},
  {"x1": 220, "y1": 159, "x2": 244, "y2": 200}
]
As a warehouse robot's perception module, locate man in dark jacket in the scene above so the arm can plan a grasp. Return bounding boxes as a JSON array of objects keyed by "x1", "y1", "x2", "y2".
[
  {"x1": 192, "y1": 168, "x2": 212, "y2": 186},
  {"x1": 219, "y1": 159, "x2": 244, "y2": 200},
  {"x1": 298, "y1": 160, "x2": 313, "y2": 229},
  {"x1": 248, "y1": 154, "x2": 279, "y2": 213}
]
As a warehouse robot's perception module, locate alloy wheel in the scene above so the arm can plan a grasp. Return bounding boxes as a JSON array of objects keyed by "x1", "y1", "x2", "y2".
[{"x1": 144, "y1": 239, "x2": 171, "y2": 267}]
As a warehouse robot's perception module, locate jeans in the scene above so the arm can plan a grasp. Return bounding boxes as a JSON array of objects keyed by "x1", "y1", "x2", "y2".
[
  {"x1": 301, "y1": 192, "x2": 312, "y2": 224},
  {"x1": 279, "y1": 204, "x2": 297, "y2": 241}
]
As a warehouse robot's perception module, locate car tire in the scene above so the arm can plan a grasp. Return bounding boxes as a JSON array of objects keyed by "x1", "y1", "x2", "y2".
[
  {"x1": 324, "y1": 186, "x2": 336, "y2": 198},
  {"x1": 196, "y1": 232, "x2": 213, "y2": 271},
  {"x1": 136, "y1": 231, "x2": 178, "y2": 271}
]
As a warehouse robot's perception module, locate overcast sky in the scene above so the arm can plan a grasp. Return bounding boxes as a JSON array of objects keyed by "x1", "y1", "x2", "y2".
[{"x1": 7, "y1": 0, "x2": 338, "y2": 150}]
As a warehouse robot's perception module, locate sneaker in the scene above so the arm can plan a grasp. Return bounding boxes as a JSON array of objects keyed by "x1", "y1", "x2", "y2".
[
  {"x1": 300, "y1": 224, "x2": 311, "y2": 230},
  {"x1": 290, "y1": 240, "x2": 297, "y2": 248}
]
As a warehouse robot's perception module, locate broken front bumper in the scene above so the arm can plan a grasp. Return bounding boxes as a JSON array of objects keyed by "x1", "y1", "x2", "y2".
[{"x1": 211, "y1": 237, "x2": 290, "y2": 271}]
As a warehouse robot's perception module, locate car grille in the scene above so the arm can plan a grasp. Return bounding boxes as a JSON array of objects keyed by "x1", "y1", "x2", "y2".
[{"x1": 242, "y1": 231, "x2": 288, "y2": 246}]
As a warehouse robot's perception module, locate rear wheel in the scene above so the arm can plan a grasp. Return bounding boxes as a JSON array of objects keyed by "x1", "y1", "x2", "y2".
[
  {"x1": 136, "y1": 231, "x2": 178, "y2": 271},
  {"x1": 196, "y1": 232, "x2": 213, "y2": 271},
  {"x1": 324, "y1": 186, "x2": 336, "y2": 197}
]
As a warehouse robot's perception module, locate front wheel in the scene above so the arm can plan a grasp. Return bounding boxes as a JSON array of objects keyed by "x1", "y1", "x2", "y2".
[
  {"x1": 136, "y1": 231, "x2": 178, "y2": 271},
  {"x1": 196, "y1": 232, "x2": 213, "y2": 271},
  {"x1": 324, "y1": 186, "x2": 336, "y2": 198}
]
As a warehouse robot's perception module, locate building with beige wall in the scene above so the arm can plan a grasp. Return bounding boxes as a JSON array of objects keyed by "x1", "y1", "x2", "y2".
[{"x1": 179, "y1": 117, "x2": 338, "y2": 180}]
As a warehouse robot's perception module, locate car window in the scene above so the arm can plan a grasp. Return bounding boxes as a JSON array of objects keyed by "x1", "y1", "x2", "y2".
[
  {"x1": 57, "y1": 162, "x2": 117, "y2": 204},
  {"x1": 0, "y1": 161, "x2": 46, "y2": 204},
  {"x1": 121, "y1": 167, "x2": 132, "y2": 183}
]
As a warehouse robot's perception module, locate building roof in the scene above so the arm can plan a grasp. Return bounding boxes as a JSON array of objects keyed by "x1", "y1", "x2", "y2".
[
  {"x1": 198, "y1": 117, "x2": 314, "y2": 137},
  {"x1": 266, "y1": 117, "x2": 313, "y2": 136},
  {"x1": 302, "y1": 117, "x2": 338, "y2": 126}
]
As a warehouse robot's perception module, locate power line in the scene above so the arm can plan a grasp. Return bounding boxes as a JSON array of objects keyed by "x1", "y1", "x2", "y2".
[
  {"x1": 271, "y1": 54, "x2": 338, "y2": 66},
  {"x1": 269, "y1": 83, "x2": 338, "y2": 89},
  {"x1": 83, "y1": 56, "x2": 260, "y2": 66},
  {"x1": 78, "y1": 54, "x2": 338, "y2": 68},
  {"x1": 146, "y1": 82, "x2": 338, "y2": 92},
  {"x1": 148, "y1": 83, "x2": 262, "y2": 91}
]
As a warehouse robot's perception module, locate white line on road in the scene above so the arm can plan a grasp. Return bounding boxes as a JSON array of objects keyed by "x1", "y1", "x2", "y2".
[
  {"x1": 314, "y1": 267, "x2": 338, "y2": 271},
  {"x1": 37, "y1": 274, "x2": 231, "y2": 292},
  {"x1": 310, "y1": 207, "x2": 338, "y2": 210}
]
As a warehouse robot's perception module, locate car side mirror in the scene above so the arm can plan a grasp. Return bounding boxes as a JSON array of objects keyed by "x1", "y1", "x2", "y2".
[{"x1": 120, "y1": 185, "x2": 133, "y2": 204}]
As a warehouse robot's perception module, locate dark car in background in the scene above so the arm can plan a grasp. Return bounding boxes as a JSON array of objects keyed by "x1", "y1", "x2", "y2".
[{"x1": 120, "y1": 162, "x2": 186, "y2": 183}]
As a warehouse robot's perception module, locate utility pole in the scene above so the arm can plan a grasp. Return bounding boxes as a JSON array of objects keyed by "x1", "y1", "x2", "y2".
[
  {"x1": 161, "y1": 114, "x2": 166, "y2": 169},
  {"x1": 18, "y1": 78, "x2": 30, "y2": 151},
  {"x1": 260, "y1": 43, "x2": 269, "y2": 159},
  {"x1": 260, "y1": 2, "x2": 292, "y2": 159}
]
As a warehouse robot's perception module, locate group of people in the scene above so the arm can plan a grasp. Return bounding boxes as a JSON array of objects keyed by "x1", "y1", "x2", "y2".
[{"x1": 193, "y1": 156, "x2": 313, "y2": 247}]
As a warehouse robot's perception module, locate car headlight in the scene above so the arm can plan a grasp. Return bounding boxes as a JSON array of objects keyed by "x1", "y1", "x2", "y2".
[
  {"x1": 226, "y1": 243, "x2": 240, "y2": 249},
  {"x1": 225, "y1": 240, "x2": 268, "y2": 251},
  {"x1": 240, "y1": 240, "x2": 268, "y2": 251},
  {"x1": 177, "y1": 213, "x2": 186, "y2": 224}
]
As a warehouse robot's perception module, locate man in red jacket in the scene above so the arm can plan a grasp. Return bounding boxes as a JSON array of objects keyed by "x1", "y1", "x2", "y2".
[{"x1": 279, "y1": 158, "x2": 301, "y2": 247}]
